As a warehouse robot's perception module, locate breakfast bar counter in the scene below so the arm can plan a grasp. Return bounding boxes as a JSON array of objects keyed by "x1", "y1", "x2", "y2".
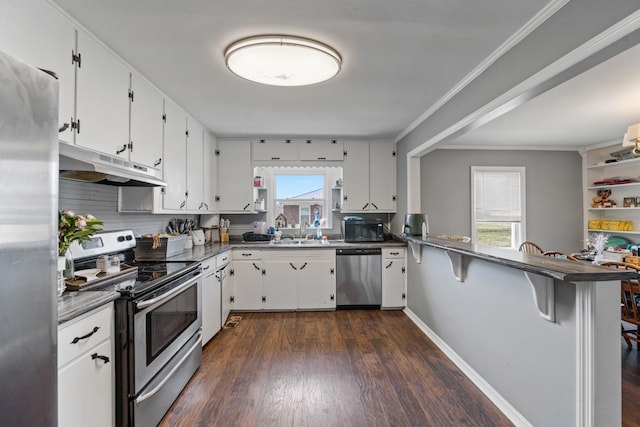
[{"x1": 401, "y1": 236, "x2": 630, "y2": 427}]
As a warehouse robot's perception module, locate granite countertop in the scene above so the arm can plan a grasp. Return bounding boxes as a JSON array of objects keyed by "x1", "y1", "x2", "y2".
[
  {"x1": 167, "y1": 239, "x2": 406, "y2": 261},
  {"x1": 59, "y1": 238, "x2": 408, "y2": 323},
  {"x1": 57, "y1": 290, "x2": 120, "y2": 325},
  {"x1": 404, "y1": 235, "x2": 639, "y2": 282}
]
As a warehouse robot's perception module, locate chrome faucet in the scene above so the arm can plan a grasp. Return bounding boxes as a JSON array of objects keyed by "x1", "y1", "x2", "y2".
[{"x1": 299, "y1": 220, "x2": 308, "y2": 239}]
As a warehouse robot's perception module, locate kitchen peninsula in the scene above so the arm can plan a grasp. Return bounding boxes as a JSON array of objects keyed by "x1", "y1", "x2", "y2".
[{"x1": 403, "y1": 236, "x2": 633, "y2": 426}]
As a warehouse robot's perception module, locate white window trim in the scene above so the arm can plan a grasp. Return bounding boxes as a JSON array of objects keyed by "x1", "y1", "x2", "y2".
[
  {"x1": 470, "y1": 166, "x2": 526, "y2": 248},
  {"x1": 268, "y1": 167, "x2": 332, "y2": 228}
]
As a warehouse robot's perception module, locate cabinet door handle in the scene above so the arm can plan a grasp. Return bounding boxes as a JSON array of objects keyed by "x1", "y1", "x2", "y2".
[
  {"x1": 330, "y1": 294, "x2": 335, "y2": 301},
  {"x1": 252, "y1": 262, "x2": 260, "y2": 270},
  {"x1": 262, "y1": 269, "x2": 266, "y2": 276},
  {"x1": 71, "y1": 326, "x2": 100, "y2": 344},
  {"x1": 289, "y1": 263, "x2": 298, "y2": 270},
  {"x1": 116, "y1": 144, "x2": 127, "y2": 155},
  {"x1": 58, "y1": 123, "x2": 69, "y2": 133},
  {"x1": 299, "y1": 262, "x2": 307, "y2": 270},
  {"x1": 179, "y1": 200, "x2": 186, "y2": 209},
  {"x1": 203, "y1": 265, "x2": 211, "y2": 271},
  {"x1": 362, "y1": 203, "x2": 369, "y2": 210},
  {"x1": 242, "y1": 253, "x2": 253, "y2": 257},
  {"x1": 371, "y1": 202, "x2": 378, "y2": 210},
  {"x1": 390, "y1": 252, "x2": 399, "y2": 256},
  {"x1": 385, "y1": 261, "x2": 393, "y2": 269},
  {"x1": 243, "y1": 203, "x2": 250, "y2": 210},
  {"x1": 154, "y1": 158, "x2": 162, "y2": 167},
  {"x1": 330, "y1": 268, "x2": 334, "y2": 275},
  {"x1": 262, "y1": 296, "x2": 266, "y2": 303},
  {"x1": 343, "y1": 195, "x2": 348, "y2": 202},
  {"x1": 91, "y1": 353, "x2": 110, "y2": 364}
]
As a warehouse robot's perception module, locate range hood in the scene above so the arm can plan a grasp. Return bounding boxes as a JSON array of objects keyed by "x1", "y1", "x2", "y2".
[{"x1": 59, "y1": 142, "x2": 166, "y2": 187}]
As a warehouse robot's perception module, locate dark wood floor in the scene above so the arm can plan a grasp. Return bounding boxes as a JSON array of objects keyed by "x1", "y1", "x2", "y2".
[
  {"x1": 623, "y1": 342, "x2": 640, "y2": 427},
  {"x1": 160, "y1": 310, "x2": 513, "y2": 427}
]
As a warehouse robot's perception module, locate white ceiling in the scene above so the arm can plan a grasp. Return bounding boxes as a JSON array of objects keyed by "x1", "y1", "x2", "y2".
[
  {"x1": 50, "y1": 0, "x2": 553, "y2": 139},
  {"x1": 449, "y1": 41, "x2": 640, "y2": 149}
]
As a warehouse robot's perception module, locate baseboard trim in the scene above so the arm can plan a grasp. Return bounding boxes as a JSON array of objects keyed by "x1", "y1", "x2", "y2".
[{"x1": 403, "y1": 308, "x2": 533, "y2": 427}]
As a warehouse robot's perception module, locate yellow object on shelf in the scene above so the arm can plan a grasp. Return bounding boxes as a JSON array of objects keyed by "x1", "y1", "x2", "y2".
[{"x1": 588, "y1": 219, "x2": 633, "y2": 231}]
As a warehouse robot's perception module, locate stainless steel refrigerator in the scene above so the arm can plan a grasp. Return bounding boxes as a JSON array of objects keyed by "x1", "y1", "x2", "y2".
[{"x1": 0, "y1": 49, "x2": 58, "y2": 424}]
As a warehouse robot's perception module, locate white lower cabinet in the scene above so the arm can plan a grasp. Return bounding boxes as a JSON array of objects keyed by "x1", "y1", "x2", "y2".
[
  {"x1": 294, "y1": 252, "x2": 336, "y2": 309},
  {"x1": 230, "y1": 250, "x2": 264, "y2": 310},
  {"x1": 58, "y1": 303, "x2": 114, "y2": 427},
  {"x1": 229, "y1": 249, "x2": 336, "y2": 311},
  {"x1": 381, "y1": 248, "x2": 407, "y2": 309},
  {"x1": 201, "y1": 256, "x2": 221, "y2": 346}
]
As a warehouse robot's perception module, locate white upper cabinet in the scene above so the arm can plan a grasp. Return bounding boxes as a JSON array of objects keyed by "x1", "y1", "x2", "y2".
[
  {"x1": 298, "y1": 139, "x2": 344, "y2": 161},
  {"x1": 342, "y1": 140, "x2": 370, "y2": 211},
  {"x1": 129, "y1": 72, "x2": 164, "y2": 168},
  {"x1": 342, "y1": 140, "x2": 396, "y2": 212},
  {"x1": 252, "y1": 138, "x2": 298, "y2": 161},
  {"x1": 369, "y1": 141, "x2": 396, "y2": 211},
  {"x1": 203, "y1": 131, "x2": 217, "y2": 212},
  {"x1": 74, "y1": 30, "x2": 130, "y2": 156},
  {"x1": 162, "y1": 99, "x2": 188, "y2": 210},
  {"x1": 0, "y1": 0, "x2": 75, "y2": 143},
  {"x1": 217, "y1": 140, "x2": 254, "y2": 212},
  {"x1": 186, "y1": 117, "x2": 204, "y2": 211}
]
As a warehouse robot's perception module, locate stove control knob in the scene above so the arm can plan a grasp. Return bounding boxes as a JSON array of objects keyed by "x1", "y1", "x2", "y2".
[
  {"x1": 126, "y1": 235, "x2": 133, "y2": 241},
  {"x1": 117, "y1": 236, "x2": 125, "y2": 242}
]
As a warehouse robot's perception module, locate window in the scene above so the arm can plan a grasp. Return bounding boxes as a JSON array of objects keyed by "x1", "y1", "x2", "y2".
[
  {"x1": 274, "y1": 172, "x2": 327, "y2": 228},
  {"x1": 471, "y1": 167, "x2": 525, "y2": 248}
]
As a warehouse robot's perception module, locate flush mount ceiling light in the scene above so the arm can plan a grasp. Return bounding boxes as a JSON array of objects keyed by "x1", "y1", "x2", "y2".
[{"x1": 224, "y1": 35, "x2": 341, "y2": 86}]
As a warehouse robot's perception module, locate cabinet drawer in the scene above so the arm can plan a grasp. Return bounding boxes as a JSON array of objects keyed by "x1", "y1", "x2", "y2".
[
  {"x1": 232, "y1": 249, "x2": 261, "y2": 260},
  {"x1": 201, "y1": 256, "x2": 216, "y2": 276},
  {"x1": 215, "y1": 250, "x2": 230, "y2": 267},
  {"x1": 58, "y1": 304, "x2": 112, "y2": 368},
  {"x1": 383, "y1": 248, "x2": 405, "y2": 259}
]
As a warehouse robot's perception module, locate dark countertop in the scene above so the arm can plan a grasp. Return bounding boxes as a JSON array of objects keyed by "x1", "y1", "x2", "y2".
[
  {"x1": 57, "y1": 290, "x2": 120, "y2": 325},
  {"x1": 405, "y1": 236, "x2": 639, "y2": 282},
  {"x1": 58, "y1": 238, "x2": 408, "y2": 323},
  {"x1": 166, "y1": 239, "x2": 406, "y2": 262}
]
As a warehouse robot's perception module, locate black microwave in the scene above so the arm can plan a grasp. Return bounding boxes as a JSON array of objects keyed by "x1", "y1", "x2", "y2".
[{"x1": 343, "y1": 221, "x2": 384, "y2": 242}]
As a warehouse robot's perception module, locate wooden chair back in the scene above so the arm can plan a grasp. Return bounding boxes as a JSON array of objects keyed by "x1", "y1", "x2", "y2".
[
  {"x1": 518, "y1": 241, "x2": 544, "y2": 255},
  {"x1": 600, "y1": 261, "x2": 640, "y2": 348},
  {"x1": 542, "y1": 251, "x2": 579, "y2": 262}
]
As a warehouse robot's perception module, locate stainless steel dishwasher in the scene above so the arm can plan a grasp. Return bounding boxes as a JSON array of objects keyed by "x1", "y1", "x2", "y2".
[{"x1": 336, "y1": 248, "x2": 382, "y2": 308}]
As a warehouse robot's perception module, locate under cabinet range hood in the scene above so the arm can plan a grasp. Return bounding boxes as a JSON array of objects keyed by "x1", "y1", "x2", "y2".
[{"x1": 59, "y1": 142, "x2": 166, "y2": 187}]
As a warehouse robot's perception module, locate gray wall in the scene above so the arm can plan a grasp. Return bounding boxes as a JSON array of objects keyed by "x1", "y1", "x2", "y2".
[
  {"x1": 407, "y1": 246, "x2": 579, "y2": 426},
  {"x1": 420, "y1": 149, "x2": 583, "y2": 253},
  {"x1": 59, "y1": 179, "x2": 197, "y2": 236}
]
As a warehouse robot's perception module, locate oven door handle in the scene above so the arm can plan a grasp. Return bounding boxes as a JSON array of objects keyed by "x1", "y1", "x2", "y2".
[
  {"x1": 136, "y1": 274, "x2": 200, "y2": 310},
  {"x1": 135, "y1": 331, "x2": 202, "y2": 404}
]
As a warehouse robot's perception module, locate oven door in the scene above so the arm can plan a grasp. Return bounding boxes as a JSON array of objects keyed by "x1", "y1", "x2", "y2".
[{"x1": 133, "y1": 272, "x2": 202, "y2": 394}]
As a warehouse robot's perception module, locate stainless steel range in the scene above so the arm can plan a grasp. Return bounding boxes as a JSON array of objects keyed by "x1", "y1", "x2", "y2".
[{"x1": 68, "y1": 230, "x2": 202, "y2": 427}]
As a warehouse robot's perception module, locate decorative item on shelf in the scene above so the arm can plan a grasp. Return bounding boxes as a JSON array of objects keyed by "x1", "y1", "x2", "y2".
[
  {"x1": 588, "y1": 219, "x2": 633, "y2": 231},
  {"x1": 589, "y1": 232, "x2": 610, "y2": 264},
  {"x1": 274, "y1": 213, "x2": 287, "y2": 228},
  {"x1": 591, "y1": 188, "x2": 616, "y2": 208},
  {"x1": 624, "y1": 197, "x2": 637, "y2": 208},
  {"x1": 58, "y1": 210, "x2": 103, "y2": 281}
]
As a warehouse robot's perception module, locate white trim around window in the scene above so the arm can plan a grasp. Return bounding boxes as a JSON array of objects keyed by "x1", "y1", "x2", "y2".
[{"x1": 471, "y1": 166, "x2": 526, "y2": 248}]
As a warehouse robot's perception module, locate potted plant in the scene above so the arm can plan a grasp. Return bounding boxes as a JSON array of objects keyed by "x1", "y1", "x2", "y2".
[{"x1": 58, "y1": 210, "x2": 103, "y2": 282}]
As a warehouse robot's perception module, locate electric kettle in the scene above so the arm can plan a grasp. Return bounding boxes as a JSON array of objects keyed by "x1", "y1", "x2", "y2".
[{"x1": 404, "y1": 213, "x2": 428, "y2": 236}]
